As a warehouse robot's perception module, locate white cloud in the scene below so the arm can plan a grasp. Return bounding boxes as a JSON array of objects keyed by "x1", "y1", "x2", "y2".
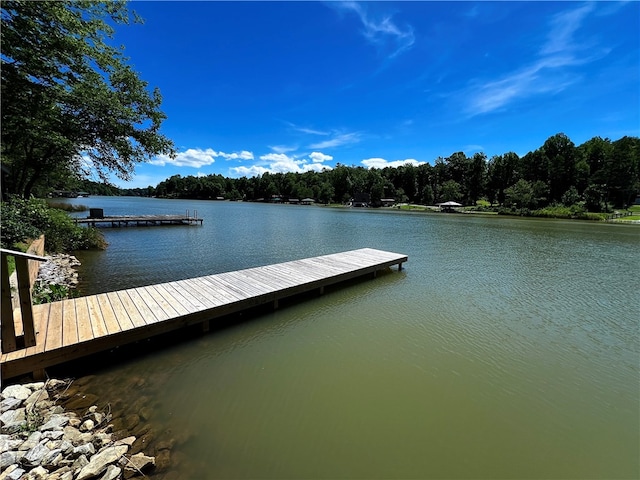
[
  {"x1": 309, "y1": 152, "x2": 333, "y2": 163},
  {"x1": 361, "y1": 158, "x2": 425, "y2": 169},
  {"x1": 260, "y1": 153, "x2": 291, "y2": 163},
  {"x1": 230, "y1": 152, "x2": 334, "y2": 177},
  {"x1": 150, "y1": 148, "x2": 253, "y2": 168},
  {"x1": 151, "y1": 148, "x2": 217, "y2": 168},
  {"x1": 232, "y1": 165, "x2": 270, "y2": 177},
  {"x1": 336, "y1": 1, "x2": 415, "y2": 58},
  {"x1": 219, "y1": 150, "x2": 254, "y2": 161},
  {"x1": 309, "y1": 132, "x2": 361, "y2": 149}
]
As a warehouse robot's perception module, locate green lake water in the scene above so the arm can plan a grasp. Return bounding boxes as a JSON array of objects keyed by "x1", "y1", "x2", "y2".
[{"x1": 59, "y1": 197, "x2": 638, "y2": 479}]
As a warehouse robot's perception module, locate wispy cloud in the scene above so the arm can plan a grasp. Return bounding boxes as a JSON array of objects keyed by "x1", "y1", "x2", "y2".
[
  {"x1": 333, "y1": 1, "x2": 415, "y2": 58},
  {"x1": 269, "y1": 144, "x2": 299, "y2": 154},
  {"x1": 540, "y1": 3, "x2": 594, "y2": 56},
  {"x1": 309, "y1": 132, "x2": 361, "y2": 149},
  {"x1": 361, "y1": 157, "x2": 425, "y2": 169},
  {"x1": 151, "y1": 148, "x2": 254, "y2": 168},
  {"x1": 285, "y1": 122, "x2": 330, "y2": 136},
  {"x1": 464, "y1": 3, "x2": 607, "y2": 116}
]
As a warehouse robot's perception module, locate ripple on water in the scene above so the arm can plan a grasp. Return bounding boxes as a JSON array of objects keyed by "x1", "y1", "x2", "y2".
[{"x1": 67, "y1": 200, "x2": 639, "y2": 479}]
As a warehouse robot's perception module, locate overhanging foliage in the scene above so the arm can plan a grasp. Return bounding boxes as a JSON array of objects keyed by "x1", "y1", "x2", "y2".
[{"x1": 1, "y1": 0, "x2": 175, "y2": 198}]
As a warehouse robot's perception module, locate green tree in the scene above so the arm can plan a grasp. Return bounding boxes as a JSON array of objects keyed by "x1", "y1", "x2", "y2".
[
  {"x1": 439, "y1": 180, "x2": 462, "y2": 203},
  {"x1": 465, "y1": 152, "x2": 487, "y2": 205},
  {"x1": 606, "y1": 136, "x2": 639, "y2": 208},
  {"x1": 487, "y1": 152, "x2": 519, "y2": 205},
  {"x1": 543, "y1": 133, "x2": 577, "y2": 203},
  {"x1": 1, "y1": 0, "x2": 175, "y2": 198}
]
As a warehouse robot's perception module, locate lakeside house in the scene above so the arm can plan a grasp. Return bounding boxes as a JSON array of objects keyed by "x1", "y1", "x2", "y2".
[{"x1": 349, "y1": 192, "x2": 370, "y2": 207}]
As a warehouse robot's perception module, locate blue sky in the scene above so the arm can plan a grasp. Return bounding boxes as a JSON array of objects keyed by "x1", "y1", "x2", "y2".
[{"x1": 107, "y1": 1, "x2": 639, "y2": 189}]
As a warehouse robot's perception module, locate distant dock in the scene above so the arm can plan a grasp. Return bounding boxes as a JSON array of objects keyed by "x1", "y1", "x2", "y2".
[
  {"x1": 1, "y1": 248, "x2": 407, "y2": 381},
  {"x1": 75, "y1": 210, "x2": 203, "y2": 227}
]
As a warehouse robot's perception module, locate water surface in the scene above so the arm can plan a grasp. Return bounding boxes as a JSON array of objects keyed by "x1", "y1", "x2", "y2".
[{"x1": 61, "y1": 197, "x2": 638, "y2": 479}]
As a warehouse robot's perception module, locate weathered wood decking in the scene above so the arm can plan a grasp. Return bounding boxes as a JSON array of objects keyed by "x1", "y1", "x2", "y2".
[{"x1": 1, "y1": 248, "x2": 407, "y2": 381}]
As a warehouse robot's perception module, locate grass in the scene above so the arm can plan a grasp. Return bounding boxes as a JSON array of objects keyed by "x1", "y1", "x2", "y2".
[
  {"x1": 46, "y1": 200, "x2": 88, "y2": 212},
  {"x1": 3, "y1": 241, "x2": 29, "y2": 276},
  {"x1": 396, "y1": 204, "x2": 430, "y2": 211}
]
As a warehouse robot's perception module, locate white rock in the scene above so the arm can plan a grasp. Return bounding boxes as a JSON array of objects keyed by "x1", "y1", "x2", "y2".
[
  {"x1": 25, "y1": 465, "x2": 48, "y2": 479},
  {"x1": 25, "y1": 389, "x2": 49, "y2": 408},
  {"x1": 59, "y1": 440, "x2": 74, "y2": 455},
  {"x1": 62, "y1": 425, "x2": 93, "y2": 445},
  {"x1": 23, "y1": 441, "x2": 51, "y2": 467},
  {"x1": 73, "y1": 443, "x2": 96, "y2": 457},
  {"x1": 2, "y1": 465, "x2": 25, "y2": 480},
  {"x1": 80, "y1": 419, "x2": 95, "y2": 432},
  {"x1": 41, "y1": 448, "x2": 63, "y2": 468},
  {"x1": 0, "y1": 451, "x2": 20, "y2": 469},
  {"x1": 126, "y1": 452, "x2": 156, "y2": 472},
  {"x1": 76, "y1": 445, "x2": 128, "y2": 480},
  {"x1": 0, "y1": 397, "x2": 22, "y2": 411},
  {"x1": 114, "y1": 436, "x2": 136, "y2": 447},
  {"x1": 39, "y1": 414, "x2": 69, "y2": 431},
  {"x1": 72, "y1": 454, "x2": 89, "y2": 470},
  {"x1": 99, "y1": 464, "x2": 121, "y2": 480},
  {"x1": 0, "y1": 435, "x2": 22, "y2": 452},
  {"x1": 22, "y1": 382, "x2": 45, "y2": 391},
  {"x1": 20, "y1": 431, "x2": 42, "y2": 451},
  {"x1": 0, "y1": 408, "x2": 25, "y2": 431},
  {"x1": 48, "y1": 405, "x2": 65, "y2": 415},
  {"x1": 2, "y1": 384, "x2": 31, "y2": 400},
  {"x1": 43, "y1": 430, "x2": 64, "y2": 440},
  {"x1": 59, "y1": 471, "x2": 74, "y2": 480}
]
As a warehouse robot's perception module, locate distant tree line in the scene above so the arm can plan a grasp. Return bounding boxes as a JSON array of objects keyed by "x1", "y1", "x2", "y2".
[{"x1": 68, "y1": 133, "x2": 640, "y2": 212}]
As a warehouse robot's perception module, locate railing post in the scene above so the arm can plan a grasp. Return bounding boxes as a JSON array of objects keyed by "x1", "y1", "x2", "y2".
[
  {"x1": 0, "y1": 248, "x2": 47, "y2": 352},
  {"x1": 15, "y1": 256, "x2": 36, "y2": 347},
  {"x1": 1, "y1": 253, "x2": 17, "y2": 352}
]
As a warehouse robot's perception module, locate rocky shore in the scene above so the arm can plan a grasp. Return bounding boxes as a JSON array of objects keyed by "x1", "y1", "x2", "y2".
[
  {"x1": 33, "y1": 254, "x2": 81, "y2": 298},
  {"x1": 1, "y1": 380, "x2": 156, "y2": 480}
]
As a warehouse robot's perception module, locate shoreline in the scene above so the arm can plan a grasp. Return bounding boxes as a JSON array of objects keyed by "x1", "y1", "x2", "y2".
[{"x1": 1, "y1": 378, "x2": 157, "y2": 480}]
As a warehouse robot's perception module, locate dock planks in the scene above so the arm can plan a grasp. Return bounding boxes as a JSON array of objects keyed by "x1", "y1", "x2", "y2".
[
  {"x1": 75, "y1": 215, "x2": 203, "y2": 227},
  {"x1": 1, "y1": 248, "x2": 407, "y2": 381}
]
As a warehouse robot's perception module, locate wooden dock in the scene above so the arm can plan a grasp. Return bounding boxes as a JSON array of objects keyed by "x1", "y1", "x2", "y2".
[
  {"x1": 75, "y1": 214, "x2": 203, "y2": 227},
  {"x1": 1, "y1": 248, "x2": 407, "y2": 381}
]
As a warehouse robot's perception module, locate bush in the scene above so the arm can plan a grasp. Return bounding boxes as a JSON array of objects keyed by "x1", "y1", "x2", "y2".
[
  {"x1": 1, "y1": 196, "x2": 106, "y2": 252},
  {"x1": 32, "y1": 283, "x2": 72, "y2": 304},
  {"x1": 1, "y1": 197, "x2": 44, "y2": 248}
]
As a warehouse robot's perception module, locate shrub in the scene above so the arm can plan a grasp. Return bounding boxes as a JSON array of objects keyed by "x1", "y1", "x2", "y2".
[
  {"x1": 33, "y1": 283, "x2": 72, "y2": 304},
  {"x1": 1, "y1": 197, "x2": 106, "y2": 252},
  {"x1": 1, "y1": 197, "x2": 43, "y2": 248}
]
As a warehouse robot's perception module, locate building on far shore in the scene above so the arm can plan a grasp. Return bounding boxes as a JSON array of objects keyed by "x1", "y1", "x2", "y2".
[{"x1": 437, "y1": 201, "x2": 462, "y2": 212}]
